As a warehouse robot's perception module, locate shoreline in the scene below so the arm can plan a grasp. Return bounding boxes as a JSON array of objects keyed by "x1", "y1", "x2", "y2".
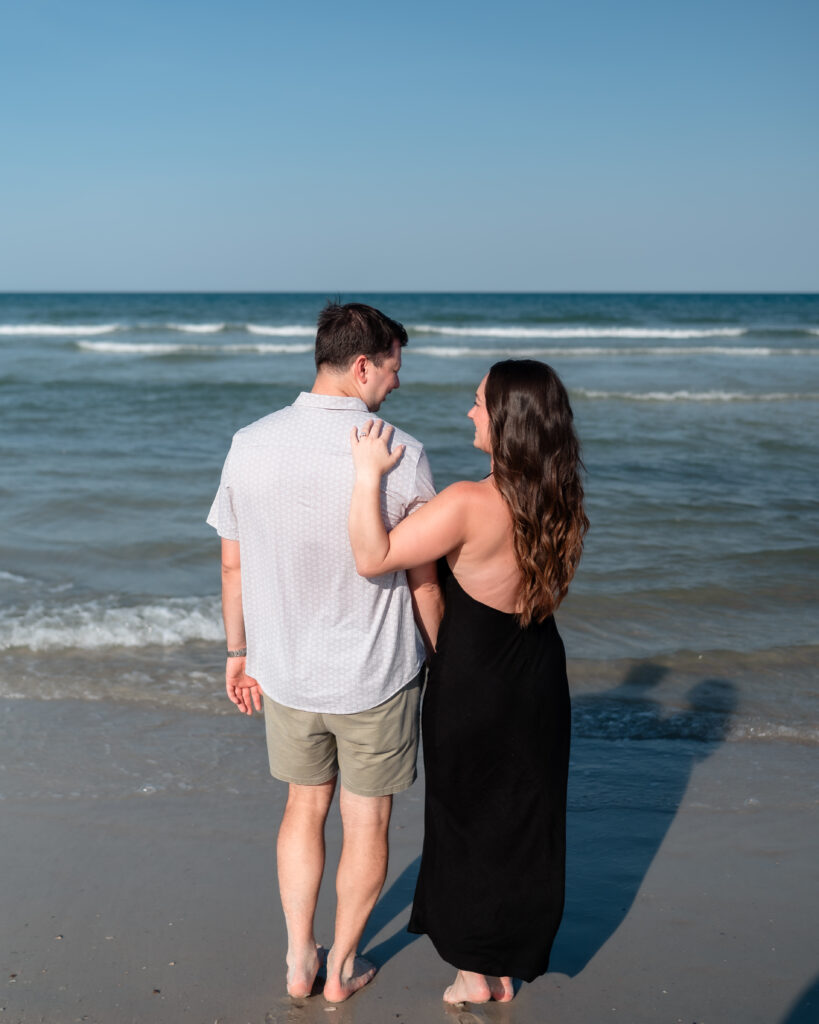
[
  {"x1": 2, "y1": 697, "x2": 817, "y2": 1023},
  {"x1": 3, "y1": 640, "x2": 818, "y2": 747}
]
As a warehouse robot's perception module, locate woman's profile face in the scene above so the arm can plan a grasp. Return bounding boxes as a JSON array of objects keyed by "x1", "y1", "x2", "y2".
[{"x1": 467, "y1": 374, "x2": 491, "y2": 453}]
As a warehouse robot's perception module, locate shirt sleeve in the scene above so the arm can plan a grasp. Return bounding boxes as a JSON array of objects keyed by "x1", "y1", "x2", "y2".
[
  {"x1": 405, "y1": 446, "x2": 436, "y2": 516},
  {"x1": 206, "y1": 446, "x2": 240, "y2": 540}
]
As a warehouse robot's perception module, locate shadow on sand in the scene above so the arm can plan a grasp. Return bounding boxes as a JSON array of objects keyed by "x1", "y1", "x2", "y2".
[
  {"x1": 360, "y1": 662, "x2": 737, "y2": 981},
  {"x1": 550, "y1": 662, "x2": 737, "y2": 975},
  {"x1": 359, "y1": 855, "x2": 423, "y2": 968},
  {"x1": 781, "y1": 973, "x2": 819, "y2": 1024}
]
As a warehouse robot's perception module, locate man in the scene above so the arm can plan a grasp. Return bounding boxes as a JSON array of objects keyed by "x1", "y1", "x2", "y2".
[{"x1": 207, "y1": 302, "x2": 442, "y2": 1003}]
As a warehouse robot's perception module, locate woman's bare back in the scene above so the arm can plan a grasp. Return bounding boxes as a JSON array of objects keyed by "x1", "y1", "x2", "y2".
[{"x1": 446, "y1": 476, "x2": 521, "y2": 614}]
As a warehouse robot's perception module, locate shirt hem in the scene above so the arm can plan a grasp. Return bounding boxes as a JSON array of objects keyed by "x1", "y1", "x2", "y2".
[{"x1": 257, "y1": 661, "x2": 425, "y2": 716}]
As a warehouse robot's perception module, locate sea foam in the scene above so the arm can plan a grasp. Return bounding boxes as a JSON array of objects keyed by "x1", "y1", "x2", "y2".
[
  {"x1": 246, "y1": 324, "x2": 316, "y2": 336},
  {"x1": 0, "y1": 570, "x2": 29, "y2": 584},
  {"x1": 75, "y1": 339, "x2": 818, "y2": 360},
  {"x1": 167, "y1": 322, "x2": 226, "y2": 333},
  {"x1": 411, "y1": 344, "x2": 814, "y2": 359},
  {"x1": 0, "y1": 596, "x2": 223, "y2": 651},
  {"x1": 0, "y1": 323, "x2": 120, "y2": 336},
  {"x1": 410, "y1": 324, "x2": 748, "y2": 339},
  {"x1": 573, "y1": 389, "x2": 817, "y2": 402},
  {"x1": 77, "y1": 340, "x2": 313, "y2": 355}
]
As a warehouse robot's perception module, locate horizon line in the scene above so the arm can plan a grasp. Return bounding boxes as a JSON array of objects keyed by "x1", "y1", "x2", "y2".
[{"x1": 1, "y1": 289, "x2": 818, "y2": 297}]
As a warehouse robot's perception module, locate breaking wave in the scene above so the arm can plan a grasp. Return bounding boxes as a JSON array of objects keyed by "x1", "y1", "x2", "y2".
[
  {"x1": 77, "y1": 340, "x2": 313, "y2": 355},
  {"x1": 410, "y1": 324, "x2": 749, "y2": 339},
  {"x1": 573, "y1": 389, "x2": 817, "y2": 402},
  {"x1": 167, "y1": 322, "x2": 226, "y2": 333},
  {"x1": 0, "y1": 323, "x2": 120, "y2": 336},
  {"x1": 246, "y1": 324, "x2": 316, "y2": 336},
  {"x1": 411, "y1": 345, "x2": 817, "y2": 359},
  {"x1": 0, "y1": 596, "x2": 222, "y2": 651}
]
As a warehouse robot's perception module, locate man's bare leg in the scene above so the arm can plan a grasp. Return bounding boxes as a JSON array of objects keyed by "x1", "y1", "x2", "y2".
[
  {"x1": 277, "y1": 779, "x2": 336, "y2": 997},
  {"x1": 323, "y1": 787, "x2": 391, "y2": 1002}
]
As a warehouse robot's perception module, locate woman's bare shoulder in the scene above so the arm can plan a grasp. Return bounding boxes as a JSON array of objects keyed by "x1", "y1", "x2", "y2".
[
  {"x1": 439, "y1": 478, "x2": 509, "y2": 524},
  {"x1": 433, "y1": 478, "x2": 495, "y2": 511},
  {"x1": 441, "y1": 477, "x2": 496, "y2": 498}
]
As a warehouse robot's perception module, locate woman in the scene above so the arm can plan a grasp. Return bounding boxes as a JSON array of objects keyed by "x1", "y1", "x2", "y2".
[{"x1": 348, "y1": 359, "x2": 588, "y2": 1004}]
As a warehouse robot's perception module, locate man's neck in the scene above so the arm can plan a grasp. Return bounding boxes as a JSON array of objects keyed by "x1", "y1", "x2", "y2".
[{"x1": 311, "y1": 368, "x2": 359, "y2": 400}]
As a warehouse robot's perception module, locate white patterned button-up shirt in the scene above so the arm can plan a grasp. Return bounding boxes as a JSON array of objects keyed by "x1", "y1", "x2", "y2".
[{"x1": 207, "y1": 392, "x2": 436, "y2": 713}]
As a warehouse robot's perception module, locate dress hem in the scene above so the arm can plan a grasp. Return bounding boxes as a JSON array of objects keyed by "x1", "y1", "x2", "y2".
[{"x1": 406, "y1": 924, "x2": 550, "y2": 985}]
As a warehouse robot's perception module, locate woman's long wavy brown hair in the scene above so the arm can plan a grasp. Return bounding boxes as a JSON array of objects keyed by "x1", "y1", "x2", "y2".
[{"x1": 485, "y1": 359, "x2": 589, "y2": 626}]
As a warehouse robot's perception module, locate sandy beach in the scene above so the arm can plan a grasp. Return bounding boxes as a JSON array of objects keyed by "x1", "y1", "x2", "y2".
[{"x1": 2, "y1": 695, "x2": 817, "y2": 1024}]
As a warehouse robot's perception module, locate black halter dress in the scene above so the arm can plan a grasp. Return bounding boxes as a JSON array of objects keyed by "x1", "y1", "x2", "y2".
[{"x1": 407, "y1": 559, "x2": 570, "y2": 982}]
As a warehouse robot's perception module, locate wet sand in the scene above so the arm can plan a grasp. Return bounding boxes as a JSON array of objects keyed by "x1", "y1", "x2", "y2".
[{"x1": 2, "y1": 697, "x2": 817, "y2": 1024}]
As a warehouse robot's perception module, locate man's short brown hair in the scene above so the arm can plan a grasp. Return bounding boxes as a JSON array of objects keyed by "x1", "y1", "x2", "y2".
[{"x1": 315, "y1": 301, "x2": 408, "y2": 370}]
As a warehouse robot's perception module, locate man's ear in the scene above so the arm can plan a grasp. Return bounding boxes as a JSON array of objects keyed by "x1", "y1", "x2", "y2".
[{"x1": 352, "y1": 353, "x2": 369, "y2": 382}]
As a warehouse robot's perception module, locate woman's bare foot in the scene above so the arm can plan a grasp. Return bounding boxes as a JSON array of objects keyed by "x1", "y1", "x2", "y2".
[
  {"x1": 286, "y1": 943, "x2": 327, "y2": 998},
  {"x1": 323, "y1": 950, "x2": 377, "y2": 1003},
  {"x1": 443, "y1": 970, "x2": 492, "y2": 1004},
  {"x1": 489, "y1": 975, "x2": 515, "y2": 1002}
]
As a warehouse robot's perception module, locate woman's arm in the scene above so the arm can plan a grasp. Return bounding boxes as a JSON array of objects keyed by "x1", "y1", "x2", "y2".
[{"x1": 349, "y1": 419, "x2": 470, "y2": 576}]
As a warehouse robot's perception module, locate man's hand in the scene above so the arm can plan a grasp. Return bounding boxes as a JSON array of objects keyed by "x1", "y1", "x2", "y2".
[{"x1": 226, "y1": 656, "x2": 263, "y2": 715}]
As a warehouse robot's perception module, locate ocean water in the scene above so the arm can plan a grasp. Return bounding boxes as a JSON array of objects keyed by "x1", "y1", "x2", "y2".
[{"x1": 1, "y1": 293, "x2": 817, "y2": 744}]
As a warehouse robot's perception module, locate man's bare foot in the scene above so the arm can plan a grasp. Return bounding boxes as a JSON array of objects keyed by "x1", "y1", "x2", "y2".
[
  {"x1": 489, "y1": 975, "x2": 515, "y2": 1002},
  {"x1": 286, "y1": 943, "x2": 327, "y2": 998},
  {"x1": 323, "y1": 950, "x2": 377, "y2": 1003},
  {"x1": 443, "y1": 970, "x2": 492, "y2": 1004}
]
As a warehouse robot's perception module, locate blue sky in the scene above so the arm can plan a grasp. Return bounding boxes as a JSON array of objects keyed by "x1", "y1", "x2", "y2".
[{"x1": 2, "y1": 0, "x2": 817, "y2": 291}]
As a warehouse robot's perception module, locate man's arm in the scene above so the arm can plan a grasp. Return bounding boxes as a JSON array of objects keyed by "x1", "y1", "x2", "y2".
[
  {"x1": 407, "y1": 562, "x2": 444, "y2": 660},
  {"x1": 220, "y1": 537, "x2": 263, "y2": 715}
]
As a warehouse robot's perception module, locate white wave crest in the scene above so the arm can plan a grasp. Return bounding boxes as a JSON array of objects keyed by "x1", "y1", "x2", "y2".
[
  {"x1": 167, "y1": 322, "x2": 226, "y2": 333},
  {"x1": 410, "y1": 344, "x2": 808, "y2": 359},
  {"x1": 729, "y1": 722, "x2": 819, "y2": 743},
  {"x1": 574, "y1": 389, "x2": 815, "y2": 403},
  {"x1": 246, "y1": 324, "x2": 316, "y2": 336},
  {"x1": 76, "y1": 338, "x2": 818, "y2": 361},
  {"x1": 77, "y1": 340, "x2": 313, "y2": 355},
  {"x1": 0, "y1": 570, "x2": 29, "y2": 584},
  {"x1": 413, "y1": 344, "x2": 642, "y2": 358},
  {"x1": 0, "y1": 596, "x2": 223, "y2": 651},
  {"x1": 410, "y1": 324, "x2": 748, "y2": 340},
  {"x1": 78, "y1": 341, "x2": 197, "y2": 355},
  {"x1": 236, "y1": 343, "x2": 313, "y2": 354},
  {"x1": 0, "y1": 323, "x2": 119, "y2": 336}
]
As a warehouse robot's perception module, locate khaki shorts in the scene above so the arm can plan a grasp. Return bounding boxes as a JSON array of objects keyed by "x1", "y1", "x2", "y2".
[{"x1": 263, "y1": 672, "x2": 423, "y2": 797}]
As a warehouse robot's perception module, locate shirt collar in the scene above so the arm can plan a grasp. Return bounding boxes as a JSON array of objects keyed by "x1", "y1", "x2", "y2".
[{"x1": 294, "y1": 392, "x2": 369, "y2": 412}]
